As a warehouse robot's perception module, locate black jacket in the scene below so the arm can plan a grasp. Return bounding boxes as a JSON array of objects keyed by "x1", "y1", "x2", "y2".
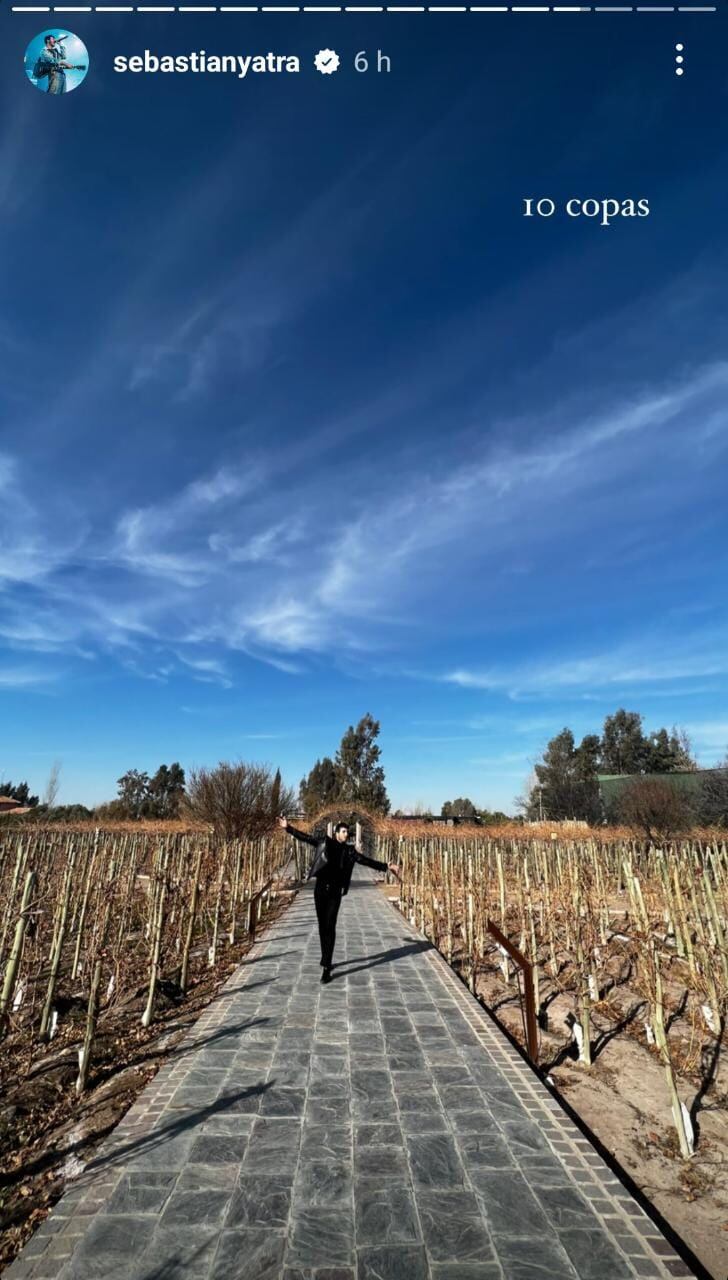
[{"x1": 286, "y1": 824, "x2": 388, "y2": 896}]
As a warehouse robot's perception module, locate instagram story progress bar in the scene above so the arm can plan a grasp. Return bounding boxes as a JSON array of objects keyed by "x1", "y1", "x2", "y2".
[{"x1": 9, "y1": 2, "x2": 719, "y2": 11}]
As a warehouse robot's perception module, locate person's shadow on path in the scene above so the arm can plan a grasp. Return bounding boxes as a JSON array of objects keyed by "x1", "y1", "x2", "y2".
[{"x1": 331, "y1": 938, "x2": 433, "y2": 978}]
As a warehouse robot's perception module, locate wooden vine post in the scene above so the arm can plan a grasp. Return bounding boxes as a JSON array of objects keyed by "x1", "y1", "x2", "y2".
[
  {"x1": 0, "y1": 869, "x2": 36, "y2": 1032},
  {"x1": 40, "y1": 843, "x2": 78, "y2": 1041},
  {"x1": 141, "y1": 844, "x2": 171, "y2": 1028},
  {"x1": 180, "y1": 845, "x2": 204, "y2": 994}
]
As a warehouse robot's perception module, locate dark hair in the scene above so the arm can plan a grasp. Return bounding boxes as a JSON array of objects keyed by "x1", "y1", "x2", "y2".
[
  {"x1": 334, "y1": 822, "x2": 349, "y2": 835},
  {"x1": 45, "y1": 34, "x2": 54, "y2": 42}
]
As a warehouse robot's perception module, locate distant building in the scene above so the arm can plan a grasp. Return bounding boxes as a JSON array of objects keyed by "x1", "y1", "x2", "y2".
[
  {"x1": 391, "y1": 814, "x2": 484, "y2": 827},
  {"x1": 0, "y1": 795, "x2": 28, "y2": 816}
]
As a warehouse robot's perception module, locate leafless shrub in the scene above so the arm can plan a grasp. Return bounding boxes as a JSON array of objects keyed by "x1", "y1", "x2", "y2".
[
  {"x1": 184, "y1": 761, "x2": 296, "y2": 839},
  {"x1": 617, "y1": 778, "x2": 695, "y2": 844}
]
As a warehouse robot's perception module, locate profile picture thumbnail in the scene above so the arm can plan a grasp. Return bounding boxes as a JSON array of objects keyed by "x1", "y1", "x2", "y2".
[{"x1": 24, "y1": 30, "x2": 89, "y2": 94}]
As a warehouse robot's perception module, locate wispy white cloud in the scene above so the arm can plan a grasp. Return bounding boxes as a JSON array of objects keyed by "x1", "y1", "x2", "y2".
[
  {"x1": 175, "y1": 652, "x2": 233, "y2": 689},
  {"x1": 442, "y1": 625, "x2": 728, "y2": 700},
  {"x1": 0, "y1": 666, "x2": 60, "y2": 690},
  {"x1": 208, "y1": 518, "x2": 305, "y2": 566},
  {"x1": 0, "y1": 452, "x2": 87, "y2": 587},
  {"x1": 314, "y1": 360, "x2": 728, "y2": 620},
  {"x1": 1, "y1": 352, "x2": 727, "y2": 695},
  {"x1": 684, "y1": 721, "x2": 728, "y2": 759},
  {"x1": 113, "y1": 464, "x2": 264, "y2": 585}
]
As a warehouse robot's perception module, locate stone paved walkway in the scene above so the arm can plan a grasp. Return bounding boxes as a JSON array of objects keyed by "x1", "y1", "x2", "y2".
[{"x1": 7, "y1": 870, "x2": 696, "y2": 1280}]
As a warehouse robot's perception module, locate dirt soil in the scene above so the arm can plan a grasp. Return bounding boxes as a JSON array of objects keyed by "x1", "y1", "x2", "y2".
[
  {"x1": 473, "y1": 962, "x2": 728, "y2": 1280},
  {"x1": 0, "y1": 886, "x2": 297, "y2": 1276}
]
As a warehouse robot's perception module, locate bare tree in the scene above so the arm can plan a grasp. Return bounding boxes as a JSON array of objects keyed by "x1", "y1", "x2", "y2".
[
  {"x1": 617, "y1": 777, "x2": 695, "y2": 843},
  {"x1": 184, "y1": 760, "x2": 296, "y2": 838},
  {"x1": 412, "y1": 800, "x2": 433, "y2": 817},
  {"x1": 43, "y1": 760, "x2": 62, "y2": 809}
]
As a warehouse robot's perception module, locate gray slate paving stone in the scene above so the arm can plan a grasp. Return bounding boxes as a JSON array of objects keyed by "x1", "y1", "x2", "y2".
[
  {"x1": 387, "y1": 1051, "x2": 427, "y2": 1071},
  {"x1": 201, "y1": 1114, "x2": 257, "y2": 1136},
  {"x1": 177, "y1": 1163, "x2": 239, "y2": 1189},
  {"x1": 349, "y1": 1033, "x2": 385, "y2": 1053},
  {"x1": 188, "y1": 1134, "x2": 248, "y2": 1165},
  {"x1": 282, "y1": 1271, "x2": 355, "y2": 1280},
  {"x1": 309, "y1": 1078, "x2": 350, "y2": 1101},
  {"x1": 355, "y1": 1183, "x2": 421, "y2": 1246},
  {"x1": 355, "y1": 1123, "x2": 403, "y2": 1147},
  {"x1": 464, "y1": 1169, "x2": 552, "y2": 1237},
  {"x1": 183, "y1": 1068, "x2": 230, "y2": 1087},
  {"x1": 351, "y1": 1098, "x2": 396, "y2": 1124},
  {"x1": 400, "y1": 1109, "x2": 450, "y2": 1134},
  {"x1": 61, "y1": 1215, "x2": 156, "y2": 1279},
  {"x1": 311, "y1": 1055, "x2": 349, "y2": 1077},
  {"x1": 210, "y1": 1228, "x2": 287, "y2": 1280},
  {"x1": 406, "y1": 1133, "x2": 467, "y2": 1187},
  {"x1": 430, "y1": 1065, "x2": 478, "y2": 1086},
  {"x1": 389, "y1": 1070, "x2": 431, "y2": 1095},
  {"x1": 351, "y1": 1052, "x2": 390, "y2": 1072},
  {"x1": 559, "y1": 1228, "x2": 636, "y2": 1279},
  {"x1": 167, "y1": 1087, "x2": 224, "y2": 1110},
  {"x1": 272, "y1": 1051, "x2": 312, "y2": 1070},
  {"x1": 226, "y1": 1175, "x2": 292, "y2": 1229},
  {"x1": 532, "y1": 1183, "x2": 601, "y2": 1230},
  {"x1": 158, "y1": 1187, "x2": 232, "y2": 1229},
  {"x1": 300, "y1": 1122, "x2": 353, "y2": 1160},
  {"x1": 448, "y1": 1109, "x2": 501, "y2": 1134},
  {"x1": 315, "y1": 1036, "x2": 349, "y2": 1053},
  {"x1": 102, "y1": 1179, "x2": 173, "y2": 1215},
  {"x1": 436, "y1": 1083, "x2": 485, "y2": 1110},
  {"x1": 421, "y1": 1046, "x2": 465, "y2": 1065},
  {"x1": 268, "y1": 1066, "x2": 312, "y2": 1088},
  {"x1": 294, "y1": 1159, "x2": 352, "y2": 1206},
  {"x1": 240, "y1": 1116, "x2": 302, "y2": 1173},
  {"x1": 260, "y1": 1087, "x2": 308, "y2": 1117},
  {"x1": 497, "y1": 1234, "x2": 579, "y2": 1280},
  {"x1": 130, "y1": 1228, "x2": 221, "y2": 1280},
  {"x1": 306, "y1": 1094, "x2": 351, "y2": 1124},
  {"x1": 211, "y1": 1087, "x2": 263, "y2": 1113},
  {"x1": 430, "y1": 1268, "x2": 502, "y2": 1280},
  {"x1": 456, "y1": 1131, "x2": 517, "y2": 1169},
  {"x1": 357, "y1": 1244, "x2": 429, "y2": 1280},
  {"x1": 354, "y1": 1145, "x2": 410, "y2": 1183},
  {"x1": 127, "y1": 1170, "x2": 178, "y2": 1187},
  {"x1": 414, "y1": 1188, "x2": 496, "y2": 1263},
  {"x1": 515, "y1": 1152, "x2": 574, "y2": 1181},
  {"x1": 287, "y1": 1205, "x2": 355, "y2": 1267},
  {"x1": 351, "y1": 1069, "x2": 393, "y2": 1096},
  {"x1": 500, "y1": 1118, "x2": 553, "y2": 1154},
  {"x1": 124, "y1": 1132, "x2": 196, "y2": 1172},
  {"x1": 397, "y1": 1090, "x2": 443, "y2": 1114}
]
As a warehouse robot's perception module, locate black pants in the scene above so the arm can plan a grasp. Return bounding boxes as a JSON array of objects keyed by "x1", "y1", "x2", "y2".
[{"x1": 314, "y1": 877, "x2": 342, "y2": 969}]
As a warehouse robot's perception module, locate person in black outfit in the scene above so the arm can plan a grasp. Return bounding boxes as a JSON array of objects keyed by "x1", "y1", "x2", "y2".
[{"x1": 278, "y1": 816, "x2": 401, "y2": 983}]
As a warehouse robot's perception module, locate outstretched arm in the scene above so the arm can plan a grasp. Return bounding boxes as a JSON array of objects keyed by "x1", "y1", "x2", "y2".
[
  {"x1": 277, "y1": 815, "x2": 318, "y2": 847},
  {"x1": 353, "y1": 848, "x2": 401, "y2": 878},
  {"x1": 354, "y1": 849, "x2": 389, "y2": 872}
]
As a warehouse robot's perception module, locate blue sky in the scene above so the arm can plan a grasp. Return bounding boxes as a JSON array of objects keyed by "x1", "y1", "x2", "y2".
[{"x1": 1, "y1": 12, "x2": 727, "y2": 811}]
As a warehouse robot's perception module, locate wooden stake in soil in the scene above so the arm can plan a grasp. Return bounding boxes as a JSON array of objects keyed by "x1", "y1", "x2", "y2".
[
  {"x1": 76, "y1": 889, "x2": 114, "y2": 1094},
  {"x1": 40, "y1": 843, "x2": 78, "y2": 1041},
  {"x1": 0, "y1": 869, "x2": 36, "y2": 1031},
  {"x1": 180, "y1": 845, "x2": 204, "y2": 994},
  {"x1": 141, "y1": 844, "x2": 171, "y2": 1028}
]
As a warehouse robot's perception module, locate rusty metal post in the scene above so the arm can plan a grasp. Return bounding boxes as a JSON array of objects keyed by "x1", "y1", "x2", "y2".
[{"x1": 486, "y1": 919, "x2": 539, "y2": 1065}]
